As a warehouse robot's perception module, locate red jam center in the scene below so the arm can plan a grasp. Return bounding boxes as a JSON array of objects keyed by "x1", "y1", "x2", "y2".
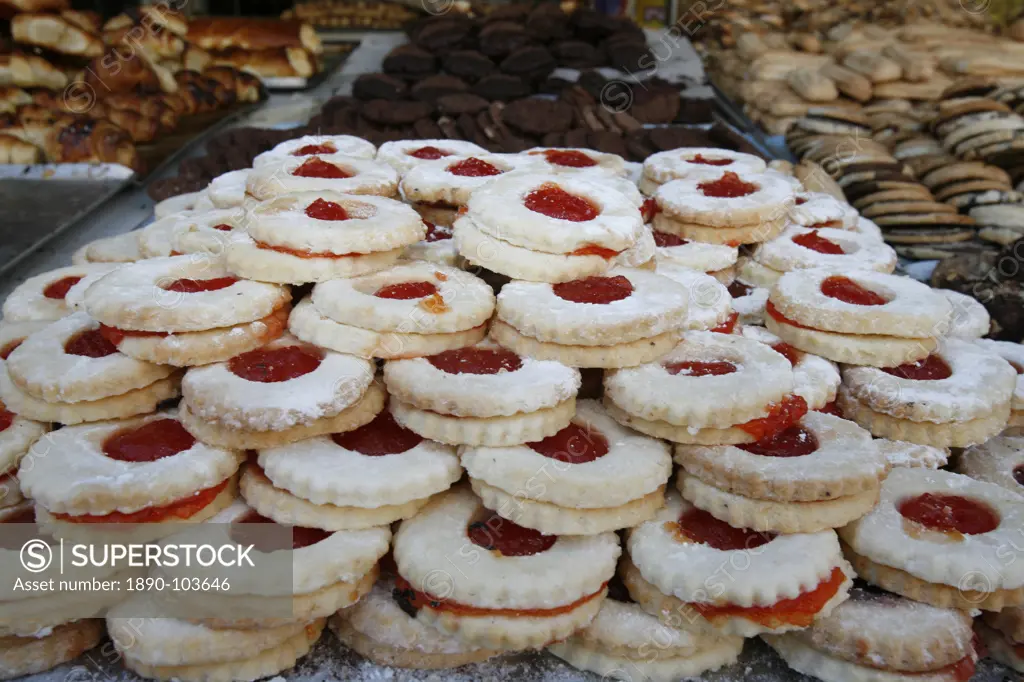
[
  {"x1": 820, "y1": 276, "x2": 888, "y2": 306},
  {"x1": 553, "y1": 275, "x2": 633, "y2": 304},
  {"x1": 163, "y1": 277, "x2": 238, "y2": 293},
  {"x1": 792, "y1": 230, "x2": 845, "y2": 255},
  {"x1": 64, "y1": 329, "x2": 118, "y2": 358},
  {"x1": 738, "y1": 395, "x2": 808, "y2": 440},
  {"x1": 0, "y1": 407, "x2": 13, "y2": 433},
  {"x1": 795, "y1": 197, "x2": 808, "y2": 205},
  {"x1": 1013, "y1": 465, "x2": 1024, "y2": 487},
  {"x1": 468, "y1": 512, "x2": 557, "y2": 556},
  {"x1": 528, "y1": 422, "x2": 610, "y2": 464},
  {"x1": 898, "y1": 493, "x2": 999, "y2": 535},
  {"x1": 711, "y1": 312, "x2": 740, "y2": 335},
  {"x1": 102, "y1": 418, "x2": 196, "y2": 463},
  {"x1": 375, "y1": 281, "x2": 438, "y2": 300},
  {"x1": 332, "y1": 410, "x2": 423, "y2": 456},
  {"x1": 235, "y1": 511, "x2": 331, "y2": 550},
  {"x1": 305, "y1": 198, "x2": 350, "y2": 221},
  {"x1": 0, "y1": 340, "x2": 22, "y2": 360},
  {"x1": 697, "y1": 172, "x2": 758, "y2": 198},
  {"x1": 817, "y1": 401, "x2": 844, "y2": 418},
  {"x1": 228, "y1": 346, "x2": 322, "y2": 383},
  {"x1": 524, "y1": 185, "x2": 599, "y2": 222},
  {"x1": 641, "y1": 198, "x2": 660, "y2": 223},
  {"x1": 881, "y1": 355, "x2": 952, "y2": 381},
  {"x1": 673, "y1": 507, "x2": 775, "y2": 550},
  {"x1": 213, "y1": 223, "x2": 233, "y2": 231},
  {"x1": 541, "y1": 149, "x2": 597, "y2": 168},
  {"x1": 689, "y1": 154, "x2": 733, "y2": 166},
  {"x1": 772, "y1": 342, "x2": 801, "y2": 366},
  {"x1": 664, "y1": 360, "x2": 737, "y2": 377},
  {"x1": 424, "y1": 222, "x2": 453, "y2": 242},
  {"x1": 447, "y1": 157, "x2": 503, "y2": 177},
  {"x1": 728, "y1": 281, "x2": 754, "y2": 298},
  {"x1": 43, "y1": 276, "x2": 83, "y2": 300},
  {"x1": 292, "y1": 157, "x2": 351, "y2": 178},
  {"x1": 293, "y1": 143, "x2": 337, "y2": 156},
  {"x1": 652, "y1": 230, "x2": 688, "y2": 247},
  {"x1": 409, "y1": 146, "x2": 449, "y2": 160},
  {"x1": 738, "y1": 425, "x2": 819, "y2": 457},
  {"x1": 569, "y1": 244, "x2": 620, "y2": 259},
  {"x1": 427, "y1": 347, "x2": 522, "y2": 375}
]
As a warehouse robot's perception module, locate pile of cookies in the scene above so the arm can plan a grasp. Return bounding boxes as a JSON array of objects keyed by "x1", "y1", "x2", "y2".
[{"x1": 3, "y1": 133, "x2": 1024, "y2": 682}]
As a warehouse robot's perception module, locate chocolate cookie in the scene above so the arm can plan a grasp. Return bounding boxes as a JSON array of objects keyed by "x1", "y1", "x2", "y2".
[
  {"x1": 539, "y1": 76, "x2": 574, "y2": 95},
  {"x1": 479, "y1": 21, "x2": 532, "y2": 59},
  {"x1": 413, "y1": 117, "x2": 443, "y2": 139},
  {"x1": 606, "y1": 37, "x2": 653, "y2": 73},
  {"x1": 383, "y1": 44, "x2": 437, "y2": 80},
  {"x1": 411, "y1": 74, "x2": 469, "y2": 103},
  {"x1": 473, "y1": 73, "x2": 530, "y2": 101},
  {"x1": 647, "y1": 126, "x2": 715, "y2": 151},
  {"x1": 525, "y1": 3, "x2": 570, "y2": 42},
  {"x1": 413, "y1": 18, "x2": 472, "y2": 53},
  {"x1": 552, "y1": 40, "x2": 604, "y2": 69},
  {"x1": 587, "y1": 130, "x2": 629, "y2": 157},
  {"x1": 436, "y1": 93, "x2": 490, "y2": 116},
  {"x1": 500, "y1": 45, "x2": 555, "y2": 81},
  {"x1": 630, "y1": 88, "x2": 680, "y2": 124},
  {"x1": 564, "y1": 128, "x2": 590, "y2": 147},
  {"x1": 360, "y1": 99, "x2": 432, "y2": 126},
  {"x1": 577, "y1": 70, "x2": 608, "y2": 101},
  {"x1": 502, "y1": 97, "x2": 573, "y2": 135},
  {"x1": 352, "y1": 73, "x2": 407, "y2": 102},
  {"x1": 442, "y1": 50, "x2": 495, "y2": 83},
  {"x1": 625, "y1": 128, "x2": 656, "y2": 160},
  {"x1": 570, "y1": 7, "x2": 616, "y2": 42}
]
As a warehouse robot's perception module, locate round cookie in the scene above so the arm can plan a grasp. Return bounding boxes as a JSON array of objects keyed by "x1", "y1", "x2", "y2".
[
  {"x1": 206, "y1": 170, "x2": 252, "y2": 209},
  {"x1": 655, "y1": 167, "x2": 795, "y2": 229},
  {"x1": 246, "y1": 154, "x2": 399, "y2": 200},
  {"x1": 974, "y1": 338, "x2": 1024, "y2": 425},
  {"x1": 521, "y1": 147, "x2": 628, "y2": 177},
  {"x1": 70, "y1": 231, "x2": 143, "y2": 265},
  {"x1": 253, "y1": 134, "x2": 377, "y2": 169},
  {"x1": 2, "y1": 264, "x2": 116, "y2": 322},
  {"x1": 376, "y1": 139, "x2": 488, "y2": 174},
  {"x1": 744, "y1": 226, "x2": 897, "y2": 288},
  {"x1": 0, "y1": 619, "x2": 104, "y2": 680},
  {"x1": 643, "y1": 148, "x2": 767, "y2": 187},
  {"x1": 937, "y1": 289, "x2": 990, "y2": 338},
  {"x1": 957, "y1": 436, "x2": 1024, "y2": 494}
]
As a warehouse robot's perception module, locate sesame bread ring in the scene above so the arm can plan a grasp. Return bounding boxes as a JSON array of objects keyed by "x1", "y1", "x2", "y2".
[
  {"x1": 311, "y1": 262, "x2": 493, "y2": 335},
  {"x1": 168, "y1": 207, "x2": 248, "y2": 256},
  {"x1": 626, "y1": 492, "x2": 852, "y2": 637},
  {"x1": 975, "y1": 338, "x2": 1024, "y2": 411},
  {"x1": 740, "y1": 325, "x2": 840, "y2": 410},
  {"x1": 17, "y1": 410, "x2": 244, "y2": 516},
  {"x1": 181, "y1": 333, "x2": 375, "y2": 432},
  {"x1": 453, "y1": 216, "x2": 618, "y2": 283},
  {"x1": 1, "y1": 264, "x2": 117, "y2": 323},
  {"x1": 246, "y1": 154, "x2": 398, "y2": 200},
  {"x1": 643, "y1": 148, "x2": 767, "y2": 186},
  {"x1": 521, "y1": 148, "x2": 628, "y2": 177},
  {"x1": 651, "y1": 213, "x2": 788, "y2": 245},
  {"x1": 400, "y1": 154, "x2": 541, "y2": 207},
  {"x1": 939, "y1": 290, "x2": 990, "y2": 338},
  {"x1": 253, "y1": 134, "x2": 377, "y2": 169},
  {"x1": 84, "y1": 256, "x2": 290, "y2": 333},
  {"x1": 769, "y1": 269, "x2": 952, "y2": 338},
  {"x1": 652, "y1": 233, "x2": 739, "y2": 272},
  {"x1": 495, "y1": 269, "x2": 690, "y2": 347},
  {"x1": 656, "y1": 169, "x2": 795, "y2": 228},
  {"x1": 137, "y1": 215, "x2": 185, "y2": 258},
  {"x1": 675, "y1": 411, "x2": 888, "y2": 503},
  {"x1": 466, "y1": 173, "x2": 643, "y2": 255},
  {"x1": 0, "y1": 403, "x2": 47, "y2": 476},
  {"x1": 790, "y1": 193, "x2": 859, "y2": 230},
  {"x1": 206, "y1": 170, "x2": 251, "y2": 209},
  {"x1": 653, "y1": 262, "x2": 733, "y2": 331},
  {"x1": 839, "y1": 467, "x2": 1024, "y2": 600},
  {"x1": 840, "y1": 338, "x2": 1016, "y2": 423},
  {"x1": 245, "y1": 192, "x2": 425, "y2": 256},
  {"x1": 393, "y1": 486, "x2": 620, "y2": 649},
  {"x1": 957, "y1": 436, "x2": 1024, "y2": 494},
  {"x1": 5, "y1": 313, "x2": 174, "y2": 403},
  {"x1": 383, "y1": 341, "x2": 580, "y2": 419},
  {"x1": 604, "y1": 331, "x2": 794, "y2": 429},
  {"x1": 225, "y1": 236, "x2": 403, "y2": 284},
  {"x1": 332, "y1": 577, "x2": 501, "y2": 669},
  {"x1": 376, "y1": 140, "x2": 488, "y2": 174},
  {"x1": 753, "y1": 227, "x2": 898, "y2": 278},
  {"x1": 0, "y1": 619, "x2": 104, "y2": 680},
  {"x1": 71, "y1": 231, "x2": 143, "y2": 265}
]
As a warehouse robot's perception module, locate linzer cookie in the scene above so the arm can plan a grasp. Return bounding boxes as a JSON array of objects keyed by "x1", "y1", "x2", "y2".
[
  {"x1": 375, "y1": 140, "x2": 488, "y2": 174},
  {"x1": 739, "y1": 325, "x2": 840, "y2": 411},
  {"x1": 980, "y1": 608, "x2": 1024, "y2": 673},
  {"x1": 489, "y1": 269, "x2": 690, "y2": 368},
  {"x1": 957, "y1": 436, "x2": 1024, "y2": 495},
  {"x1": 227, "y1": 192, "x2": 426, "y2": 283},
  {"x1": 521, "y1": 147, "x2": 628, "y2": 177},
  {"x1": 675, "y1": 411, "x2": 888, "y2": 533},
  {"x1": 168, "y1": 207, "x2": 249, "y2": 258},
  {"x1": 206, "y1": 170, "x2": 252, "y2": 210},
  {"x1": 655, "y1": 262, "x2": 735, "y2": 332},
  {"x1": 974, "y1": 338, "x2": 1024, "y2": 427},
  {"x1": 625, "y1": 492, "x2": 853, "y2": 637},
  {"x1": 454, "y1": 173, "x2": 643, "y2": 283},
  {"x1": 83, "y1": 256, "x2": 291, "y2": 367},
  {"x1": 641, "y1": 148, "x2": 766, "y2": 195},
  {"x1": 71, "y1": 231, "x2": 143, "y2": 265},
  {"x1": 392, "y1": 486, "x2": 620, "y2": 650},
  {"x1": 651, "y1": 229, "x2": 739, "y2": 278},
  {"x1": 0, "y1": 399, "x2": 47, "y2": 511},
  {"x1": 789, "y1": 192, "x2": 859, "y2": 230},
  {"x1": 0, "y1": 620, "x2": 104, "y2": 680},
  {"x1": 383, "y1": 341, "x2": 580, "y2": 446},
  {"x1": 461, "y1": 400, "x2": 671, "y2": 534},
  {"x1": 939, "y1": 289, "x2": 991, "y2": 338},
  {"x1": 764, "y1": 587, "x2": 979, "y2": 682},
  {"x1": 289, "y1": 262, "x2": 493, "y2": 359},
  {"x1": 246, "y1": 154, "x2": 399, "y2": 200},
  {"x1": 403, "y1": 221, "x2": 459, "y2": 267},
  {"x1": 0, "y1": 313, "x2": 179, "y2": 425},
  {"x1": 604, "y1": 331, "x2": 807, "y2": 445},
  {"x1": 766, "y1": 269, "x2": 952, "y2": 367},
  {"x1": 728, "y1": 279, "x2": 769, "y2": 326},
  {"x1": 0, "y1": 322, "x2": 48, "y2": 363},
  {"x1": 874, "y1": 439, "x2": 949, "y2": 470},
  {"x1": 153, "y1": 190, "x2": 210, "y2": 219},
  {"x1": 839, "y1": 468, "x2": 1024, "y2": 610},
  {"x1": 138, "y1": 215, "x2": 189, "y2": 259},
  {"x1": 252, "y1": 134, "x2": 377, "y2": 169},
  {"x1": 1, "y1": 264, "x2": 116, "y2": 323},
  {"x1": 838, "y1": 338, "x2": 1016, "y2": 448}
]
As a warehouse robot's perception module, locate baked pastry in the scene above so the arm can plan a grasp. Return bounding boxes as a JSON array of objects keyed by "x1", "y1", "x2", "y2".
[
  {"x1": 937, "y1": 289, "x2": 991, "y2": 338},
  {"x1": 0, "y1": 53, "x2": 67, "y2": 90},
  {"x1": 392, "y1": 486, "x2": 620, "y2": 649},
  {"x1": 206, "y1": 169, "x2": 251, "y2": 209},
  {"x1": 207, "y1": 47, "x2": 318, "y2": 79},
  {"x1": 246, "y1": 154, "x2": 398, "y2": 200},
  {"x1": 739, "y1": 325, "x2": 840, "y2": 411},
  {"x1": 654, "y1": 262, "x2": 735, "y2": 332},
  {"x1": 0, "y1": 321, "x2": 49, "y2": 362},
  {"x1": 839, "y1": 467, "x2": 1024, "y2": 610},
  {"x1": 520, "y1": 147, "x2": 627, "y2": 177},
  {"x1": 289, "y1": 262, "x2": 493, "y2": 359},
  {"x1": 956, "y1": 435, "x2": 1024, "y2": 494},
  {"x1": 252, "y1": 134, "x2": 376, "y2": 168},
  {"x1": 153, "y1": 190, "x2": 207, "y2": 219},
  {"x1": 789, "y1": 192, "x2": 859, "y2": 230},
  {"x1": 0, "y1": 392, "x2": 47, "y2": 510},
  {"x1": 375, "y1": 139, "x2": 488, "y2": 174},
  {"x1": 0, "y1": 132, "x2": 41, "y2": 163},
  {"x1": 0, "y1": 0, "x2": 68, "y2": 19},
  {"x1": 187, "y1": 18, "x2": 321, "y2": 55},
  {"x1": 641, "y1": 148, "x2": 767, "y2": 195},
  {"x1": 1, "y1": 264, "x2": 116, "y2": 322},
  {"x1": 168, "y1": 207, "x2": 249, "y2": 257},
  {"x1": 980, "y1": 608, "x2": 1024, "y2": 673},
  {"x1": 402, "y1": 221, "x2": 459, "y2": 267},
  {"x1": 12, "y1": 13, "x2": 103, "y2": 58},
  {"x1": 0, "y1": 619, "x2": 104, "y2": 679}
]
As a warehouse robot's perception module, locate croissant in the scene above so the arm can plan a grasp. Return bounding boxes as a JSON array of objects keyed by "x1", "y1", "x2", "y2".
[
  {"x1": 102, "y1": 22, "x2": 185, "y2": 60},
  {"x1": 202, "y1": 65, "x2": 265, "y2": 103},
  {"x1": 82, "y1": 50, "x2": 160, "y2": 94},
  {"x1": 102, "y1": 92, "x2": 179, "y2": 132},
  {"x1": 0, "y1": 53, "x2": 68, "y2": 90},
  {"x1": 90, "y1": 100, "x2": 159, "y2": 142},
  {"x1": 61, "y1": 9, "x2": 101, "y2": 34},
  {"x1": 0, "y1": 132, "x2": 42, "y2": 163},
  {"x1": 207, "y1": 46, "x2": 316, "y2": 79},
  {"x1": 0, "y1": 86, "x2": 33, "y2": 114},
  {"x1": 187, "y1": 17, "x2": 322, "y2": 55},
  {"x1": 12, "y1": 14, "x2": 104, "y2": 58},
  {"x1": 45, "y1": 117, "x2": 140, "y2": 168},
  {"x1": 0, "y1": 0, "x2": 68, "y2": 21}
]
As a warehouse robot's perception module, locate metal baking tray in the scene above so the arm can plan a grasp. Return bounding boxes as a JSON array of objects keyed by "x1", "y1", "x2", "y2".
[{"x1": 0, "y1": 163, "x2": 135, "y2": 279}]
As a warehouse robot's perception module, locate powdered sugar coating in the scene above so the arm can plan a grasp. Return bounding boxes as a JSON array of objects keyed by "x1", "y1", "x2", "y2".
[
  {"x1": 875, "y1": 439, "x2": 949, "y2": 469},
  {"x1": 938, "y1": 290, "x2": 991, "y2": 338},
  {"x1": 207, "y1": 170, "x2": 251, "y2": 208},
  {"x1": 839, "y1": 468, "x2": 1024, "y2": 591},
  {"x1": 169, "y1": 207, "x2": 249, "y2": 256},
  {"x1": 2, "y1": 264, "x2": 117, "y2": 322},
  {"x1": 376, "y1": 140, "x2": 488, "y2": 174},
  {"x1": 520, "y1": 148, "x2": 628, "y2": 177},
  {"x1": 656, "y1": 168, "x2": 795, "y2": 228},
  {"x1": 654, "y1": 262, "x2": 732, "y2": 331},
  {"x1": 254, "y1": 135, "x2": 377, "y2": 169},
  {"x1": 740, "y1": 325, "x2": 840, "y2": 409},
  {"x1": 72, "y1": 231, "x2": 143, "y2": 264},
  {"x1": 246, "y1": 154, "x2": 398, "y2": 200},
  {"x1": 137, "y1": 214, "x2": 187, "y2": 258},
  {"x1": 753, "y1": 226, "x2": 897, "y2": 275},
  {"x1": 957, "y1": 436, "x2": 1024, "y2": 494},
  {"x1": 789, "y1": 193, "x2": 859, "y2": 230},
  {"x1": 400, "y1": 154, "x2": 544, "y2": 207},
  {"x1": 643, "y1": 148, "x2": 767, "y2": 186},
  {"x1": 153, "y1": 191, "x2": 203, "y2": 219},
  {"x1": 572, "y1": 597, "x2": 732, "y2": 656},
  {"x1": 613, "y1": 227, "x2": 656, "y2": 268},
  {"x1": 654, "y1": 240, "x2": 739, "y2": 273},
  {"x1": 974, "y1": 339, "x2": 1024, "y2": 409},
  {"x1": 733, "y1": 284, "x2": 769, "y2": 325},
  {"x1": 0, "y1": 409, "x2": 47, "y2": 475},
  {"x1": 841, "y1": 338, "x2": 1016, "y2": 423},
  {"x1": 383, "y1": 340, "x2": 580, "y2": 418}
]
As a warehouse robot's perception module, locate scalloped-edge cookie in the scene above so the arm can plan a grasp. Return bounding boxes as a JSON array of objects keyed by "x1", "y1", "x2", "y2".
[
  {"x1": 750, "y1": 226, "x2": 897, "y2": 286},
  {"x1": 654, "y1": 262, "x2": 734, "y2": 332},
  {"x1": 2, "y1": 263, "x2": 117, "y2": 323},
  {"x1": 957, "y1": 435, "x2": 1024, "y2": 494},
  {"x1": 71, "y1": 231, "x2": 143, "y2": 265},
  {"x1": 974, "y1": 338, "x2": 1024, "y2": 419},
  {"x1": 0, "y1": 619, "x2": 104, "y2": 680},
  {"x1": 253, "y1": 135, "x2": 376, "y2": 169},
  {"x1": 643, "y1": 148, "x2": 767, "y2": 187},
  {"x1": 246, "y1": 154, "x2": 398, "y2": 200},
  {"x1": 376, "y1": 140, "x2": 487, "y2": 174},
  {"x1": 655, "y1": 167, "x2": 795, "y2": 230}
]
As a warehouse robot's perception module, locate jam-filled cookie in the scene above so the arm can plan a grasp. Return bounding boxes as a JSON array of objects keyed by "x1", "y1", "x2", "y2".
[
  {"x1": 253, "y1": 134, "x2": 377, "y2": 169},
  {"x1": 454, "y1": 173, "x2": 644, "y2": 283},
  {"x1": 0, "y1": 313, "x2": 179, "y2": 424},
  {"x1": 375, "y1": 140, "x2": 488, "y2": 174},
  {"x1": 957, "y1": 436, "x2": 1024, "y2": 494},
  {"x1": 227, "y1": 192, "x2": 425, "y2": 284},
  {"x1": 651, "y1": 229, "x2": 739, "y2": 279},
  {"x1": 180, "y1": 334, "x2": 383, "y2": 449},
  {"x1": 246, "y1": 154, "x2": 398, "y2": 200},
  {"x1": 520, "y1": 147, "x2": 628, "y2": 177},
  {"x1": 404, "y1": 221, "x2": 460, "y2": 267},
  {"x1": 839, "y1": 468, "x2": 1024, "y2": 610},
  {"x1": 675, "y1": 411, "x2": 889, "y2": 533},
  {"x1": 939, "y1": 289, "x2": 990, "y2": 338},
  {"x1": 728, "y1": 279, "x2": 770, "y2": 326},
  {"x1": 461, "y1": 400, "x2": 671, "y2": 534},
  {"x1": 1, "y1": 264, "x2": 116, "y2": 323},
  {"x1": 604, "y1": 331, "x2": 806, "y2": 444},
  {"x1": 84, "y1": 256, "x2": 291, "y2": 367},
  {"x1": 289, "y1": 262, "x2": 493, "y2": 359},
  {"x1": 874, "y1": 439, "x2": 949, "y2": 470},
  {"x1": 153, "y1": 190, "x2": 210, "y2": 219},
  {"x1": 641, "y1": 148, "x2": 767, "y2": 196},
  {"x1": 625, "y1": 493, "x2": 853, "y2": 637},
  {"x1": 206, "y1": 169, "x2": 253, "y2": 209},
  {"x1": 392, "y1": 486, "x2": 620, "y2": 650},
  {"x1": 0, "y1": 619, "x2": 104, "y2": 680},
  {"x1": 384, "y1": 341, "x2": 580, "y2": 446},
  {"x1": 974, "y1": 338, "x2": 1024, "y2": 427},
  {"x1": 764, "y1": 586, "x2": 979, "y2": 682},
  {"x1": 138, "y1": 214, "x2": 189, "y2": 259},
  {"x1": 739, "y1": 325, "x2": 840, "y2": 411},
  {"x1": 168, "y1": 206, "x2": 249, "y2": 257},
  {"x1": 838, "y1": 338, "x2": 1016, "y2": 447},
  {"x1": 980, "y1": 608, "x2": 1024, "y2": 673},
  {"x1": 490, "y1": 269, "x2": 690, "y2": 368},
  {"x1": 789, "y1": 192, "x2": 859, "y2": 230},
  {"x1": 0, "y1": 398, "x2": 47, "y2": 510},
  {"x1": 766, "y1": 269, "x2": 953, "y2": 367},
  {"x1": 71, "y1": 231, "x2": 143, "y2": 265},
  {"x1": 655, "y1": 263, "x2": 736, "y2": 333}
]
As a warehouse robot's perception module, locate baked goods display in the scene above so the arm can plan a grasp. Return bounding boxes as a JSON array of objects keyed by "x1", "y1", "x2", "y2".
[
  {"x1": 284, "y1": 0, "x2": 421, "y2": 31},
  {"x1": 5, "y1": 127, "x2": 1024, "y2": 682}
]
